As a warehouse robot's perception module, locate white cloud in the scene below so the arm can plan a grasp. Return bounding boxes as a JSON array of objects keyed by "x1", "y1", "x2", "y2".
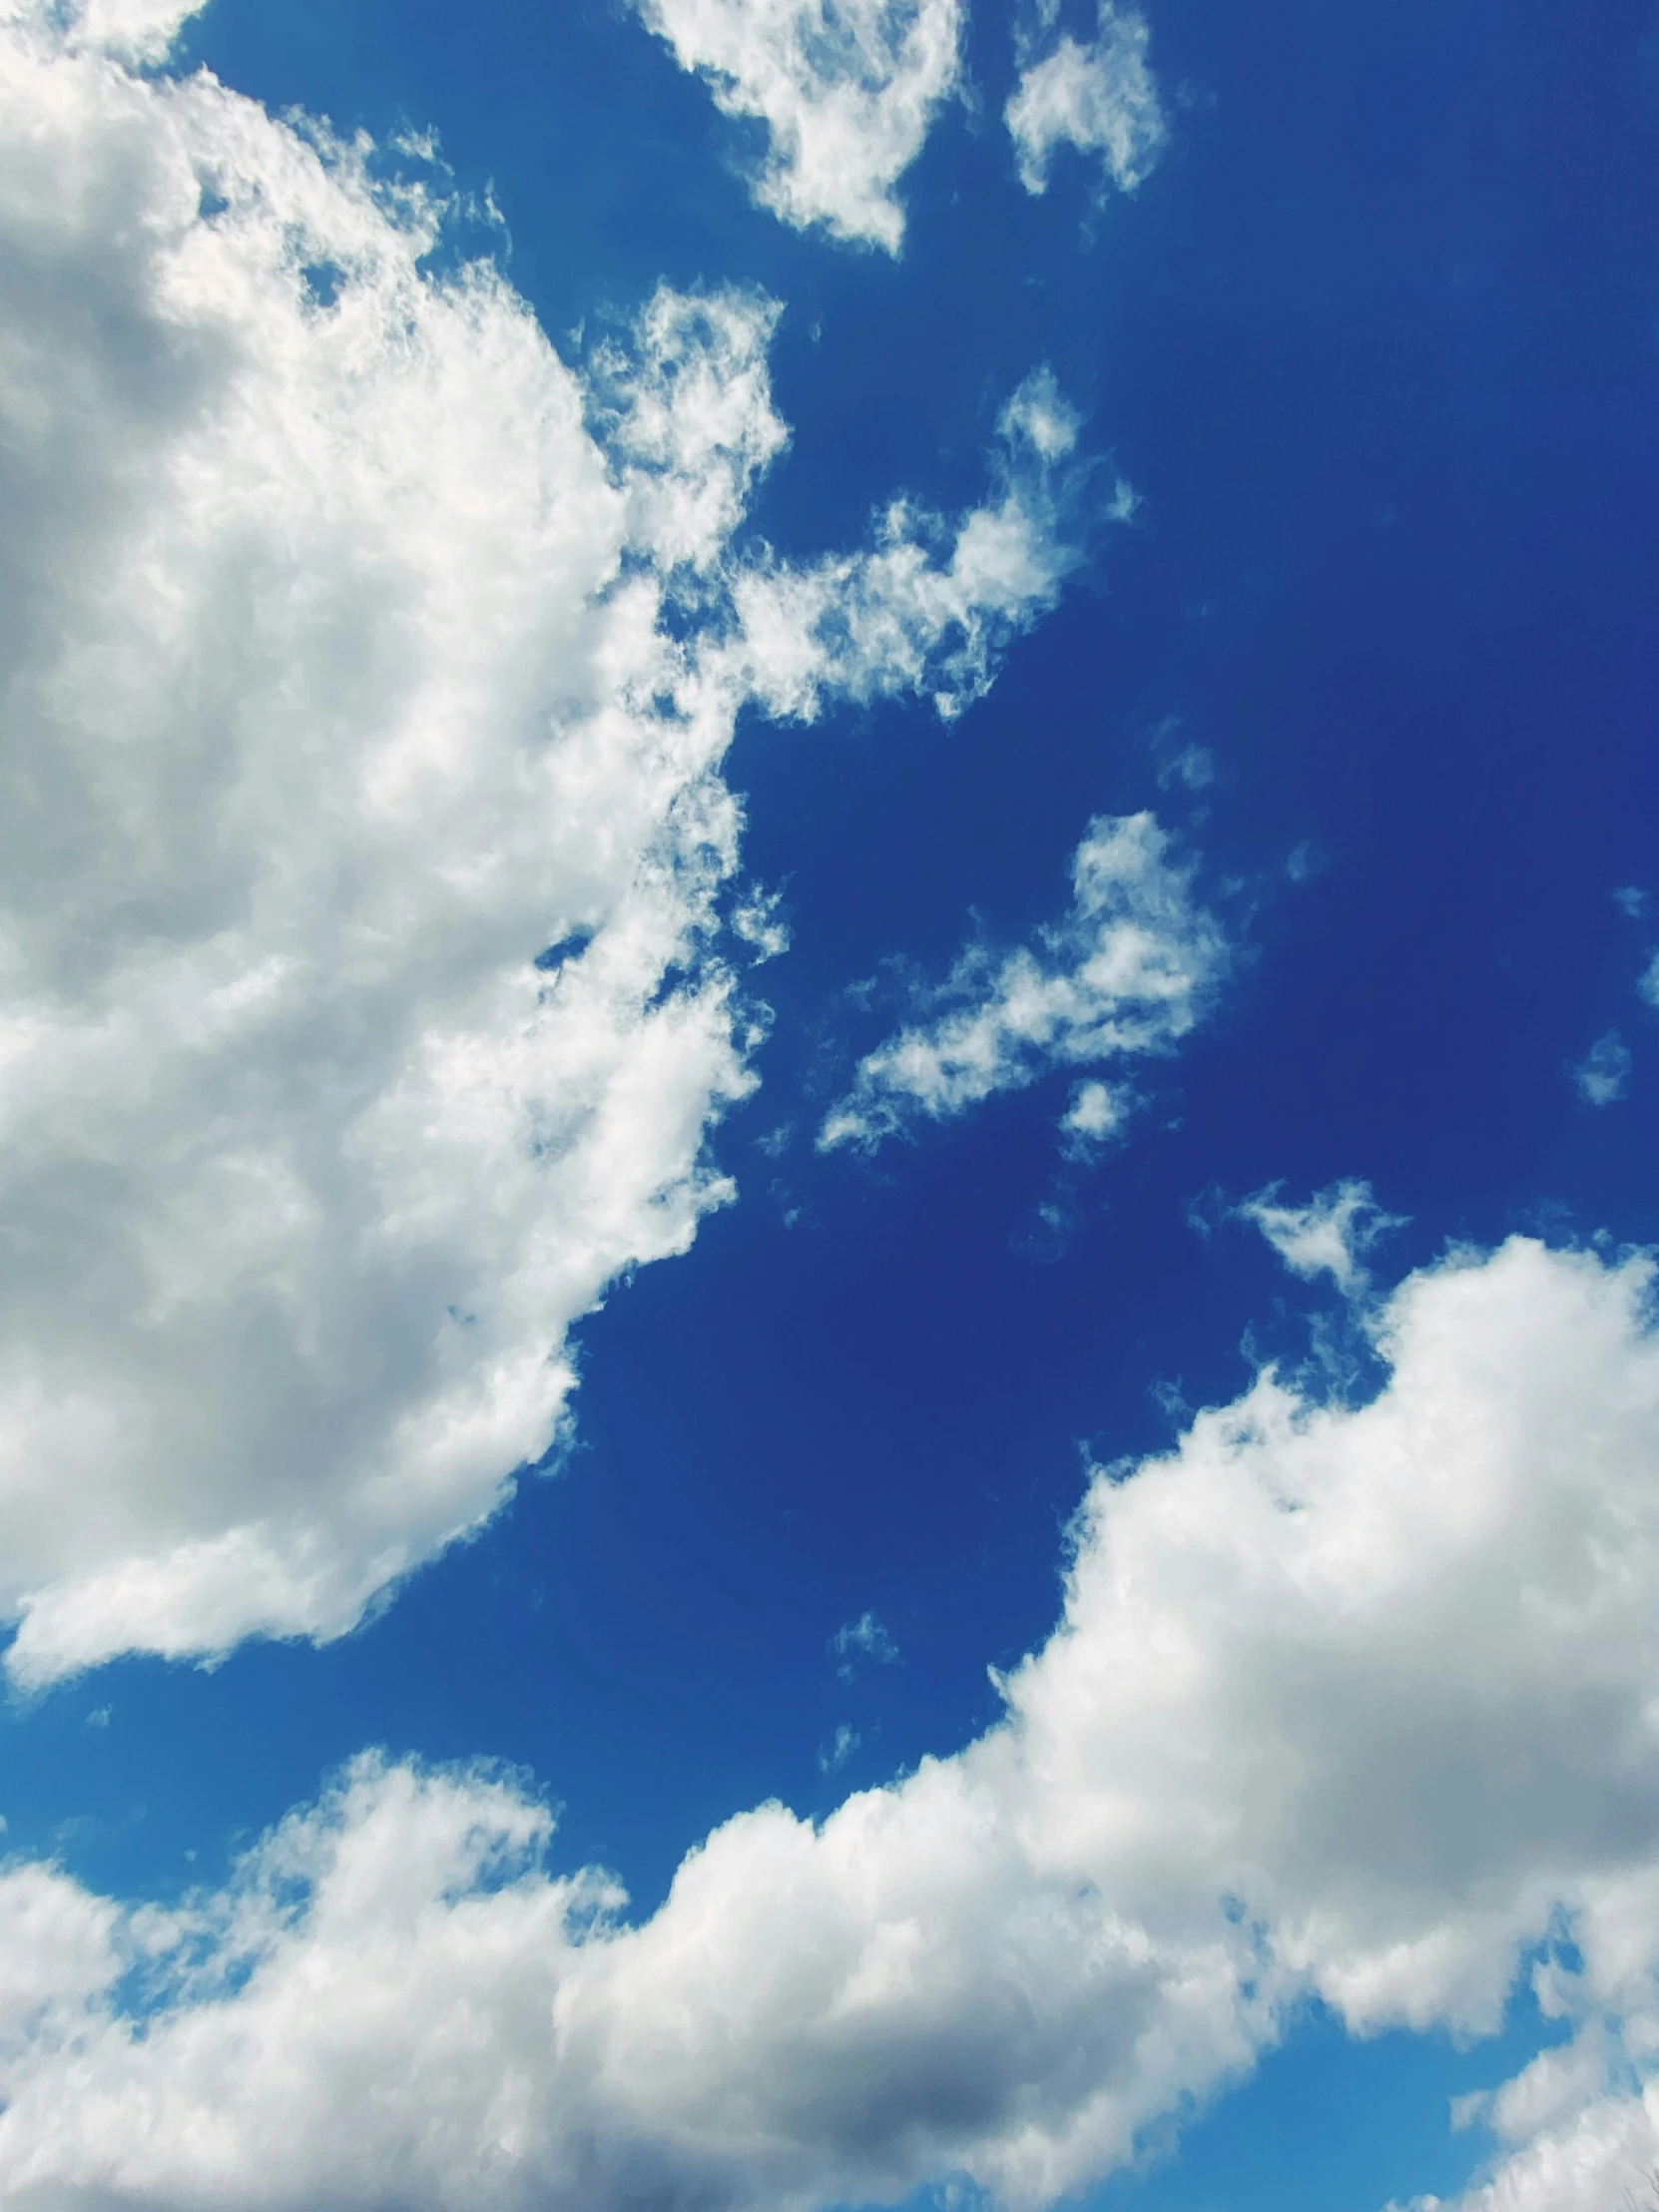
[
  {"x1": 830, "y1": 1607, "x2": 898, "y2": 1676},
  {"x1": 734, "y1": 367, "x2": 1099, "y2": 725},
  {"x1": 634, "y1": 0, "x2": 963, "y2": 251},
  {"x1": 1574, "y1": 1032, "x2": 1633, "y2": 1107},
  {"x1": 3, "y1": 1235, "x2": 1659, "y2": 2210},
  {"x1": 731, "y1": 885, "x2": 792, "y2": 963},
  {"x1": 1412, "y1": 1880, "x2": 1659, "y2": 2212},
  {"x1": 56, "y1": 0, "x2": 202, "y2": 63},
  {"x1": 819, "y1": 811, "x2": 1227, "y2": 1152},
  {"x1": 1429, "y1": 2075, "x2": 1659, "y2": 2212},
  {"x1": 819, "y1": 1722, "x2": 860, "y2": 1771},
  {"x1": 0, "y1": 3, "x2": 1089, "y2": 1686},
  {"x1": 0, "y1": 1861, "x2": 121, "y2": 2067},
  {"x1": 1238, "y1": 1178, "x2": 1407, "y2": 1296},
  {"x1": 1059, "y1": 1076, "x2": 1128, "y2": 1153},
  {"x1": 1006, "y1": 4, "x2": 1167, "y2": 200},
  {"x1": 1640, "y1": 953, "x2": 1659, "y2": 1011}
]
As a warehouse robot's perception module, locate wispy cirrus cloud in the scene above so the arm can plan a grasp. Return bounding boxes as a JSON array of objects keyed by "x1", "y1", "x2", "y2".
[
  {"x1": 1237, "y1": 1178, "x2": 1408, "y2": 1296},
  {"x1": 819, "y1": 811, "x2": 1228, "y2": 1154}
]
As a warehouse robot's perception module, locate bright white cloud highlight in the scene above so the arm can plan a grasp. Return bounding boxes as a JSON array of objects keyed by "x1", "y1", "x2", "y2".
[
  {"x1": 1238, "y1": 1178, "x2": 1407, "y2": 1295},
  {"x1": 1433, "y1": 2058, "x2": 1659, "y2": 2212},
  {"x1": 64, "y1": 0, "x2": 200, "y2": 62},
  {"x1": 634, "y1": 0, "x2": 963, "y2": 251},
  {"x1": 819, "y1": 811, "x2": 1227, "y2": 1152},
  {"x1": 0, "y1": 0, "x2": 1087, "y2": 1686},
  {"x1": 3, "y1": 1235, "x2": 1659, "y2": 2210},
  {"x1": 1006, "y1": 3, "x2": 1167, "y2": 200}
]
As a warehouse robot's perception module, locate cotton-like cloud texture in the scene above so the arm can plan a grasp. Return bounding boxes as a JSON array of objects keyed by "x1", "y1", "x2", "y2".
[
  {"x1": 1006, "y1": 3, "x2": 1167, "y2": 200},
  {"x1": 830, "y1": 1607, "x2": 898, "y2": 1675},
  {"x1": 2, "y1": 1235, "x2": 1658, "y2": 2209},
  {"x1": 1057, "y1": 1076, "x2": 1129, "y2": 1156},
  {"x1": 65, "y1": 0, "x2": 200, "y2": 62},
  {"x1": 0, "y1": 0, "x2": 1086, "y2": 1686},
  {"x1": 634, "y1": 0, "x2": 963, "y2": 251},
  {"x1": 819, "y1": 811, "x2": 1226, "y2": 1152}
]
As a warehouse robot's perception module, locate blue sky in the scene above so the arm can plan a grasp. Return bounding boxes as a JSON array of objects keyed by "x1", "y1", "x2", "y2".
[{"x1": 1, "y1": 1, "x2": 1658, "y2": 2208}]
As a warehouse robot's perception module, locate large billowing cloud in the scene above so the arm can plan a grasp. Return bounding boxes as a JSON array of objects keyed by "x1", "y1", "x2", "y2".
[
  {"x1": 633, "y1": 0, "x2": 963, "y2": 252},
  {"x1": 3, "y1": 1231, "x2": 1658, "y2": 2209},
  {"x1": 58, "y1": 0, "x2": 200, "y2": 62},
  {"x1": 819, "y1": 810, "x2": 1228, "y2": 1152},
  {"x1": 0, "y1": 0, "x2": 1088, "y2": 1687}
]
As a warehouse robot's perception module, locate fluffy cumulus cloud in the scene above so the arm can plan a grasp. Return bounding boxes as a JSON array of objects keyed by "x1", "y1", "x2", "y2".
[
  {"x1": 819, "y1": 810, "x2": 1227, "y2": 1152},
  {"x1": 0, "y1": 0, "x2": 1088, "y2": 1687},
  {"x1": 2, "y1": 1234, "x2": 1659, "y2": 2208},
  {"x1": 1006, "y1": 2, "x2": 1167, "y2": 200},
  {"x1": 634, "y1": 0, "x2": 963, "y2": 251},
  {"x1": 1431, "y1": 2056, "x2": 1659, "y2": 2212}
]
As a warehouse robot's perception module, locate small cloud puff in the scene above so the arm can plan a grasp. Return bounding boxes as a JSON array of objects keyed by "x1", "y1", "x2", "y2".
[
  {"x1": 64, "y1": 0, "x2": 202, "y2": 61},
  {"x1": 1237, "y1": 1178, "x2": 1407, "y2": 1296},
  {"x1": 830, "y1": 1609, "x2": 899, "y2": 1679},
  {"x1": 1574, "y1": 1031, "x2": 1632, "y2": 1107},
  {"x1": 997, "y1": 364, "x2": 1083, "y2": 462},
  {"x1": 1157, "y1": 743, "x2": 1215, "y2": 793},
  {"x1": 819, "y1": 1723, "x2": 860, "y2": 1773},
  {"x1": 635, "y1": 0, "x2": 963, "y2": 252},
  {"x1": 731, "y1": 886, "x2": 791, "y2": 963},
  {"x1": 733, "y1": 363, "x2": 1102, "y2": 729},
  {"x1": 1640, "y1": 953, "x2": 1659, "y2": 1011},
  {"x1": 819, "y1": 812, "x2": 1228, "y2": 1154},
  {"x1": 1059, "y1": 1078, "x2": 1129, "y2": 1156},
  {"x1": 1006, "y1": 3, "x2": 1168, "y2": 201}
]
